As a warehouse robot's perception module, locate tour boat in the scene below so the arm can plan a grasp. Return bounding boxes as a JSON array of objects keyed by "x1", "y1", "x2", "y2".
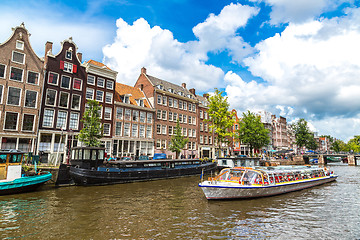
[
  {"x1": 198, "y1": 165, "x2": 338, "y2": 200},
  {"x1": 0, "y1": 150, "x2": 52, "y2": 195},
  {"x1": 57, "y1": 147, "x2": 217, "y2": 186}
]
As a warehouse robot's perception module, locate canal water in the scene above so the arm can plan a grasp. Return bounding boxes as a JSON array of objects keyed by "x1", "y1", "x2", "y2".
[{"x1": 0, "y1": 165, "x2": 359, "y2": 239}]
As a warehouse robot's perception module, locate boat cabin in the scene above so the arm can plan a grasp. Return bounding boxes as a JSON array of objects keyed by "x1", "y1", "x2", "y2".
[
  {"x1": 71, "y1": 147, "x2": 105, "y2": 169},
  {"x1": 0, "y1": 150, "x2": 24, "y2": 181},
  {"x1": 212, "y1": 166, "x2": 331, "y2": 186}
]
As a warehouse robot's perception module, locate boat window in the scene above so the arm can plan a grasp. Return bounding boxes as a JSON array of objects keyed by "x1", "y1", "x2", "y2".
[
  {"x1": 99, "y1": 150, "x2": 104, "y2": 160},
  {"x1": 84, "y1": 149, "x2": 91, "y2": 160},
  {"x1": 219, "y1": 169, "x2": 230, "y2": 180},
  {"x1": 9, "y1": 154, "x2": 22, "y2": 163},
  {"x1": 0, "y1": 154, "x2": 7, "y2": 163},
  {"x1": 91, "y1": 150, "x2": 97, "y2": 160}
]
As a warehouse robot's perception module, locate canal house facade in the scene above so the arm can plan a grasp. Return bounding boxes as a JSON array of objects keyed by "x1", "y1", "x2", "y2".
[
  {"x1": 134, "y1": 67, "x2": 200, "y2": 159},
  {"x1": 0, "y1": 23, "x2": 44, "y2": 152},
  {"x1": 83, "y1": 60, "x2": 117, "y2": 155},
  {"x1": 113, "y1": 82, "x2": 154, "y2": 158},
  {"x1": 38, "y1": 38, "x2": 86, "y2": 164}
]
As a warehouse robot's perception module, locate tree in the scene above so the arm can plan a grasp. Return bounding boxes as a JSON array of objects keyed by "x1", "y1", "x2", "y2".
[
  {"x1": 235, "y1": 110, "x2": 270, "y2": 156},
  {"x1": 77, "y1": 100, "x2": 103, "y2": 147},
  {"x1": 291, "y1": 118, "x2": 312, "y2": 149},
  {"x1": 346, "y1": 136, "x2": 360, "y2": 153},
  {"x1": 331, "y1": 139, "x2": 346, "y2": 153},
  {"x1": 169, "y1": 120, "x2": 189, "y2": 159},
  {"x1": 206, "y1": 89, "x2": 235, "y2": 157}
]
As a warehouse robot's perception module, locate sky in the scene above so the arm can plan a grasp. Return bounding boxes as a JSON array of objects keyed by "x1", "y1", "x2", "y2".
[{"x1": 1, "y1": 0, "x2": 360, "y2": 142}]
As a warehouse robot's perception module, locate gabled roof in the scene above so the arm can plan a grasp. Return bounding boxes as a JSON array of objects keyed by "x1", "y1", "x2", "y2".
[
  {"x1": 115, "y1": 82, "x2": 151, "y2": 108},
  {"x1": 145, "y1": 74, "x2": 196, "y2": 99},
  {"x1": 86, "y1": 60, "x2": 112, "y2": 70}
]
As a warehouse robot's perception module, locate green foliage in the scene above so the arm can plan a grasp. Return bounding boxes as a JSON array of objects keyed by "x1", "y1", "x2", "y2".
[
  {"x1": 346, "y1": 136, "x2": 360, "y2": 153},
  {"x1": 331, "y1": 139, "x2": 346, "y2": 153},
  {"x1": 169, "y1": 120, "x2": 189, "y2": 158},
  {"x1": 235, "y1": 110, "x2": 270, "y2": 156},
  {"x1": 291, "y1": 118, "x2": 318, "y2": 150},
  {"x1": 206, "y1": 89, "x2": 235, "y2": 153},
  {"x1": 77, "y1": 100, "x2": 103, "y2": 147}
]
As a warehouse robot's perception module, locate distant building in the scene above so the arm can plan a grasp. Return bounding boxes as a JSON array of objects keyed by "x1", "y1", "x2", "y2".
[{"x1": 0, "y1": 23, "x2": 44, "y2": 152}]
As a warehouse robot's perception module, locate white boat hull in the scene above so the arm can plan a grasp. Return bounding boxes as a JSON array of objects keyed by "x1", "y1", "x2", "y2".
[{"x1": 199, "y1": 175, "x2": 338, "y2": 200}]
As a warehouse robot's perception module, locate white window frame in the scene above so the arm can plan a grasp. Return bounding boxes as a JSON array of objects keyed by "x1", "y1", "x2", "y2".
[
  {"x1": 7, "y1": 86, "x2": 22, "y2": 106},
  {"x1": 11, "y1": 50, "x2": 25, "y2": 64},
  {"x1": 4, "y1": 112, "x2": 19, "y2": 131},
  {"x1": 60, "y1": 75, "x2": 71, "y2": 89},
  {"x1": 104, "y1": 107, "x2": 112, "y2": 120},
  {"x1": 16, "y1": 40, "x2": 24, "y2": 50},
  {"x1": 86, "y1": 88, "x2": 94, "y2": 100},
  {"x1": 0, "y1": 64, "x2": 6, "y2": 79},
  {"x1": 26, "y1": 70, "x2": 39, "y2": 85},
  {"x1": 56, "y1": 110, "x2": 68, "y2": 129},
  {"x1": 87, "y1": 75, "x2": 95, "y2": 85},
  {"x1": 45, "y1": 89, "x2": 57, "y2": 106},
  {"x1": 103, "y1": 123, "x2": 111, "y2": 136},
  {"x1": 48, "y1": 72, "x2": 59, "y2": 85},
  {"x1": 97, "y1": 78, "x2": 105, "y2": 88},
  {"x1": 105, "y1": 92, "x2": 113, "y2": 104},
  {"x1": 96, "y1": 90, "x2": 104, "y2": 102},
  {"x1": 0, "y1": 84, "x2": 3, "y2": 104},
  {"x1": 69, "y1": 112, "x2": 80, "y2": 130},
  {"x1": 9, "y1": 66, "x2": 24, "y2": 82},
  {"x1": 22, "y1": 114, "x2": 36, "y2": 132},
  {"x1": 65, "y1": 50, "x2": 72, "y2": 60},
  {"x1": 106, "y1": 80, "x2": 114, "y2": 90},
  {"x1": 73, "y1": 78, "x2": 83, "y2": 91},
  {"x1": 58, "y1": 91, "x2": 70, "y2": 108},
  {"x1": 71, "y1": 94, "x2": 81, "y2": 110},
  {"x1": 63, "y1": 62, "x2": 73, "y2": 73},
  {"x1": 42, "y1": 108, "x2": 55, "y2": 128},
  {"x1": 116, "y1": 107, "x2": 123, "y2": 120},
  {"x1": 24, "y1": 90, "x2": 37, "y2": 108}
]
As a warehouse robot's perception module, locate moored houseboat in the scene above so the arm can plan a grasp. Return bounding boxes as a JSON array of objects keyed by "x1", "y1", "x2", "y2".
[
  {"x1": 198, "y1": 165, "x2": 337, "y2": 200},
  {"x1": 0, "y1": 150, "x2": 52, "y2": 195},
  {"x1": 60, "y1": 147, "x2": 217, "y2": 186}
]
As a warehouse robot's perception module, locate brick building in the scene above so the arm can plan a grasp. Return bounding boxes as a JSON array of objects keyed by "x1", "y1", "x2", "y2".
[
  {"x1": 113, "y1": 82, "x2": 154, "y2": 158},
  {"x1": 134, "y1": 68, "x2": 199, "y2": 159},
  {"x1": 83, "y1": 60, "x2": 117, "y2": 154},
  {"x1": 0, "y1": 23, "x2": 44, "y2": 152},
  {"x1": 38, "y1": 37, "x2": 86, "y2": 164}
]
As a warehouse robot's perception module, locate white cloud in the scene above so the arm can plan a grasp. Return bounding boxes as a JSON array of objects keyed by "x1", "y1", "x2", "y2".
[
  {"x1": 225, "y1": 7, "x2": 360, "y2": 141},
  {"x1": 103, "y1": 3, "x2": 259, "y2": 89},
  {"x1": 252, "y1": 0, "x2": 351, "y2": 24}
]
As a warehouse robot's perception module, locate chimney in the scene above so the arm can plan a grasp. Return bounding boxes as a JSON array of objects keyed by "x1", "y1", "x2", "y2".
[
  {"x1": 45, "y1": 41, "x2": 53, "y2": 56},
  {"x1": 182, "y1": 83, "x2": 187, "y2": 89},
  {"x1": 141, "y1": 67, "x2": 147, "y2": 74},
  {"x1": 189, "y1": 88, "x2": 195, "y2": 95},
  {"x1": 77, "y1": 52, "x2": 82, "y2": 63}
]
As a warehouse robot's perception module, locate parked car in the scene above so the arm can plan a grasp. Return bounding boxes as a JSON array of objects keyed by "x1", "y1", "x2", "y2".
[{"x1": 138, "y1": 155, "x2": 149, "y2": 160}]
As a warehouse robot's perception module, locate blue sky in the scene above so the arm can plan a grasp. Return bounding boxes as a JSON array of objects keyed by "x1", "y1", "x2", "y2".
[{"x1": 1, "y1": 0, "x2": 360, "y2": 142}]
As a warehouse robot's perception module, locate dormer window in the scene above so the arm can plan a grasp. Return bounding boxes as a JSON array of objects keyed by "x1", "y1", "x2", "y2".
[
  {"x1": 156, "y1": 85, "x2": 164, "y2": 90},
  {"x1": 136, "y1": 99, "x2": 145, "y2": 107},
  {"x1": 168, "y1": 88, "x2": 174, "y2": 93},
  {"x1": 66, "y1": 49, "x2": 72, "y2": 60},
  {"x1": 121, "y1": 95, "x2": 131, "y2": 104},
  {"x1": 178, "y1": 91, "x2": 184, "y2": 96}
]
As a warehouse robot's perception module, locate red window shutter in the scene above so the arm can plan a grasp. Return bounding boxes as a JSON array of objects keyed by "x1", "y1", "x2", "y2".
[
  {"x1": 73, "y1": 64, "x2": 77, "y2": 73},
  {"x1": 60, "y1": 61, "x2": 64, "y2": 70}
]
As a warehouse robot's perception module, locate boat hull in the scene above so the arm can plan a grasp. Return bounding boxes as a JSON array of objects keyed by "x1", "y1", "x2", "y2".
[
  {"x1": 199, "y1": 175, "x2": 338, "y2": 200},
  {"x1": 70, "y1": 161, "x2": 217, "y2": 186},
  {"x1": 0, "y1": 173, "x2": 52, "y2": 196}
]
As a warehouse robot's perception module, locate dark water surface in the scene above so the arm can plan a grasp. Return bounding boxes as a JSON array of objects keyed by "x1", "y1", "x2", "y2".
[{"x1": 0, "y1": 165, "x2": 359, "y2": 239}]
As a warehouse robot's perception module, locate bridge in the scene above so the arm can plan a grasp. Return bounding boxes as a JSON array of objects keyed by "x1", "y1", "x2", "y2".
[{"x1": 303, "y1": 154, "x2": 360, "y2": 165}]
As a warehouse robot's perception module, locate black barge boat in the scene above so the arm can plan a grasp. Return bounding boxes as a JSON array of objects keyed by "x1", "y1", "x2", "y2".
[{"x1": 57, "y1": 147, "x2": 217, "y2": 186}]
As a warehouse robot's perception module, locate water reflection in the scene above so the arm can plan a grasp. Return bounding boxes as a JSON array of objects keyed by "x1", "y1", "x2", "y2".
[{"x1": 0, "y1": 166, "x2": 359, "y2": 239}]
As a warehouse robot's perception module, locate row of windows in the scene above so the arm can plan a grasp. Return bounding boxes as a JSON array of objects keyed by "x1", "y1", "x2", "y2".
[
  {"x1": 156, "y1": 139, "x2": 197, "y2": 150},
  {"x1": 116, "y1": 107, "x2": 153, "y2": 123},
  {"x1": 199, "y1": 110, "x2": 209, "y2": 120},
  {"x1": 43, "y1": 109, "x2": 79, "y2": 130},
  {"x1": 156, "y1": 85, "x2": 194, "y2": 99},
  {"x1": 114, "y1": 122, "x2": 153, "y2": 138},
  {"x1": 156, "y1": 124, "x2": 197, "y2": 137},
  {"x1": 199, "y1": 135, "x2": 213, "y2": 145},
  {"x1": 86, "y1": 88, "x2": 113, "y2": 104},
  {"x1": 199, "y1": 122, "x2": 209, "y2": 132},
  {"x1": 0, "y1": 63, "x2": 39, "y2": 84},
  {"x1": 0, "y1": 85, "x2": 38, "y2": 108},
  {"x1": 156, "y1": 110, "x2": 197, "y2": 125},
  {"x1": 2, "y1": 111, "x2": 36, "y2": 132},
  {"x1": 87, "y1": 75, "x2": 114, "y2": 90},
  {"x1": 48, "y1": 72, "x2": 82, "y2": 90},
  {"x1": 157, "y1": 95, "x2": 196, "y2": 112},
  {"x1": 45, "y1": 89, "x2": 81, "y2": 110}
]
